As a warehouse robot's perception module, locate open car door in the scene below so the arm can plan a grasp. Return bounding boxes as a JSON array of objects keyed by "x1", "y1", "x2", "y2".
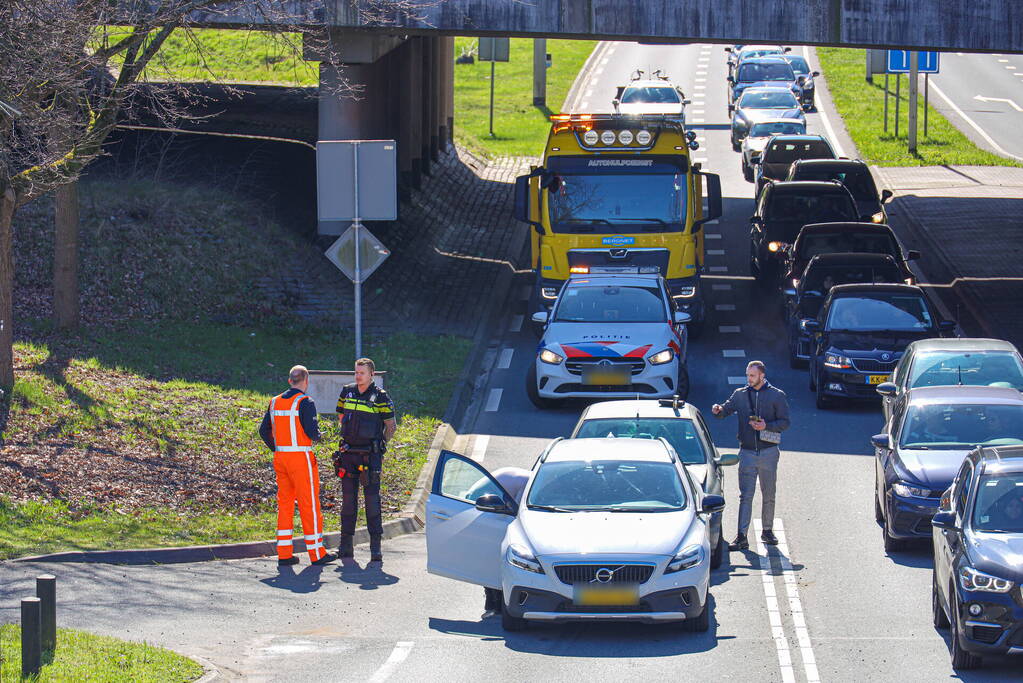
[{"x1": 426, "y1": 450, "x2": 516, "y2": 589}]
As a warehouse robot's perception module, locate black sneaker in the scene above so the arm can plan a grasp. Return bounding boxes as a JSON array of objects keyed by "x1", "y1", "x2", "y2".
[
  {"x1": 729, "y1": 535, "x2": 749, "y2": 551},
  {"x1": 369, "y1": 535, "x2": 383, "y2": 562},
  {"x1": 312, "y1": 552, "x2": 338, "y2": 566},
  {"x1": 761, "y1": 530, "x2": 779, "y2": 546},
  {"x1": 278, "y1": 557, "x2": 299, "y2": 567}
]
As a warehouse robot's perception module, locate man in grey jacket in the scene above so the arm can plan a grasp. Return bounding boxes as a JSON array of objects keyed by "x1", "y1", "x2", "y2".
[{"x1": 712, "y1": 360, "x2": 790, "y2": 551}]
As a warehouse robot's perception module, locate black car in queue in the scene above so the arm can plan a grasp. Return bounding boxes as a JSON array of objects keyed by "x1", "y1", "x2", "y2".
[
  {"x1": 786, "y1": 158, "x2": 894, "y2": 224},
  {"x1": 752, "y1": 134, "x2": 836, "y2": 197},
  {"x1": 785, "y1": 253, "x2": 905, "y2": 368},
  {"x1": 749, "y1": 181, "x2": 859, "y2": 285},
  {"x1": 783, "y1": 222, "x2": 920, "y2": 284},
  {"x1": 804, "y1": 283, "x2": 955, "y2": 408},
  {"x1": 932, "y1": 445, "x2": 1023, "y2": 670}
]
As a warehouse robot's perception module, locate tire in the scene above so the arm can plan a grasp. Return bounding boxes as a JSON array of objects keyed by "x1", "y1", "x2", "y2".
[
  {"x1": 501, "y1": 607, "x2": 528, "y2": 632},
  {"x1": 742, "y1": 162, "x2": 753, "y2": 183},
  {"x1": 788, "y1": 337, "x2": 805, "y2": 369},
  {"x1": 526, "y1": 363, "x2": 557, "y2": 410},
  {"x1": 950, "y1": 593, "x2": 982, "y2": 670},
  {"x1": 808, "y1": 363, "x2": 817, "y2": 391},
  {"x1": 874, "y1": 474, "x2": 884, "y2": 523},
  {"x1": 710, "y1": 527, "x2": 726, "y2": 570},
  {"x1": 683, "y1": 599, "x2": 711, "y2": 632},
  {"x1": 932, "y1": 568, "x2": 950, "y2": 629},
  {"x1": 882, "y1": 513, "x2": 905, "y2": 553},
  {"x1": 676, "y1": 363, "x2": 691, "y2": 402},
  {"x1": 732, "y1": 140, "x2": 741, "y2": 153},
  {"x1": 815, "y1": 384, "x2": 831, "y2": 410}
]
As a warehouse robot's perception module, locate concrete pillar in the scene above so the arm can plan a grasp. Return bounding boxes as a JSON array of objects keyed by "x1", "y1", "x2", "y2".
[
  {"x1": 533, "y1": 38, "x2": 547, "y2": 106},
  {"x1": 429, "y1": 36, "x2": 442, "y2": 161},
  {"x1": 437, "y1": 37, "x2": 454, "y2": 152},
  {"x1": 443, "y1": 37, "x2": 455, "y2": 148},
  {"x1": 420, "y1": 37, "x2": 434, "y2": 176},
  {"x1": 396, "y1": 39, "x2": 423, "y2": 194}
]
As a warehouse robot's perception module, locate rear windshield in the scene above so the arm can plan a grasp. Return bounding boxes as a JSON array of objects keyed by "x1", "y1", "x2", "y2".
[
  {"x1": 739, "y1": 90, "x2": 798, "y2": 108},
  {"x1": 798, "y1": 233, "x2": 897, "y2": 259},
  {"x1": 737, "y1": 62, "x2": 795, "y2": 82},
  {"x1": 791, "y1": 167, "x2": 878, "y2": 201},
  {"x1": 785, "y1": 56, "x2": 811, "y2": 75},
  {"x1": 973, "y1": 471, "x2": 1023, "y2": 533},
  {"x1": 750, "y1": 121, "x2": 805, "y2": 137},
  {"x1": 767, "y1": 193, "x2": 857, "y2": 225},
  {"x1": 826, "y1": 293, "x2": 932, "y2": 332},
  {"x1": 765, "y1": 140, "x2": 835, "y2": 163},
  {"x1": 621, "y1": 87, "x2": 681, "y2": 104},
  {"x1": 574, "y1": 418, "x2": 708, "y2": 464},
  {"x1": 802, "y1": 264, "x2": 902, "y2": 292},
  {"x1": 900, "y1": 404, "x2": 1023, "y2": 450},
  {"x1": 909, "y1": 351, "x2": 1023, "y2": 391}
]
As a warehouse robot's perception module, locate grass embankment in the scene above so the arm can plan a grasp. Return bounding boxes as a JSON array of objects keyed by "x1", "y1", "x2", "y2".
[
  {"x1": 817, "y1": 48, "x2": 1018, "y2": 167},
  {"x1": 0, "y1": 624, "x2": 203, "y2": 682},
  {"x1": 453, "y1": 37, "x2": 597, "y2": 157},
  {"x1": 2, "y1": 181, "x2": 469, "y2": 560}
]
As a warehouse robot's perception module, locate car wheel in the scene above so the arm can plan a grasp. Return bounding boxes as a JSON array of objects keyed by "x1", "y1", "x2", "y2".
[
  {"x1": 809, "y1": 363, "x2": 817, "y2": 391},
  {"x1": 501, "y1": 607, "x2": 528, "y2": 632},
  {"x1": 815, "y1": 384, "x2": 831, "y2": 410},
  {"x1": 874, "y1": 474, "x2": 884, "y2": 523},
  {"x1": 526, "y1": 363, "x2": 557, "y2": 410},
  {"x1": 882, "y1": 513, "x2": 905, "y2": 553},
  {"x1": 932, "y1": 567, "x2": 950, "y2": 629},
  {"x1": 710, "y1": 525, "x2": 726, "y2": 569},
  {"x1": 676, "y1": 364, "x2": 691, "y2": 402},
  {"x1": 788, "y1": 338, "x2": 805, "y2": 369},
  {"x1": 950, "y1": 592, "x2": 981, "y2": 670},
  {"x1": 682, "y1": 599, "x2": 711, "y2": 632},
  {"x1": 732, "y1": 139, "x2": 741, "y2": 153},
  {"x1": 742, "y1": 162, "x2": 753, "y2": 183}
]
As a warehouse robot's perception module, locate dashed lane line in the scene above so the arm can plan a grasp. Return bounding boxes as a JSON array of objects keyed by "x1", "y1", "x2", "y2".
[
  {"x1": 722, "y1": 349, "x2": 746, "y2": 358},
  {"x1": 708, "y1": 266, "x2": 728, "y2": 273},
  {"x1": 367, "y1": 641, "x2": 415, "y2": 683},
  {"x1": 705, "y1": 233, "x2": 722, "y2": 239},
  {"x1": 719, "y1": 325, "x2": 741, "y2": 333},
  {"x1": 470, "y1": 434, "x2": 490, "y2": 463},
  {"x1": 509, "y1": 314, "x2": 523, "y2": 333},
  {"x1": 715, "y1": 303, "x2": 736, "y2": 311},
  {"x1": 727, "y1": 376, "x2": 746, "y2": 384},
  {"x1": 712, "y1": 283, "x2": 732, "y2": 291},
  {"x1": 707, "y1": 249, "x2": 725, "y2": 255},
  {"x1": 484, "y1": 388, "x2": 503, "y2": 412},
  {"x1": 497, "y1": 348, "x2": 514, "y2": 370}
]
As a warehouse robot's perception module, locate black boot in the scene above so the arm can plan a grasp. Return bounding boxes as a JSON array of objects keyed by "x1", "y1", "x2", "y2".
[
  {"x1": 370, "y1": 535, "x2": 383, "y2": 562},
  {"x1": 761, "y1": 529, "x2": 779, "y2": 546},
  {"x1": 338, "y1": 535, "x2": 354, "y2": 558},
  {"x1": 729, "y1": 534, "x2": 749, "y2": 551}
]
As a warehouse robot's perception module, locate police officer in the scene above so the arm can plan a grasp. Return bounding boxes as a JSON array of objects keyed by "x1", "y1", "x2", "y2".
[{"x1": 334, "y1": 357, "x2": 396, "y2": 561}]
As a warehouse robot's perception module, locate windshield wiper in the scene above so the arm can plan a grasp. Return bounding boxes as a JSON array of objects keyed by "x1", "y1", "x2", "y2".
[
  {"x1": 527, "y1": 504, "x2": 575, "y2": 513},
  {"x1": 605, "y1": 506, "x2": 677, "y2": 512}
]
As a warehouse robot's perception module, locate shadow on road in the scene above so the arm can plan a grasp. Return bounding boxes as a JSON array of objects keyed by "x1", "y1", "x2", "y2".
[
  {"x1": 335, "y1": 558, "x2": 400, "y2": 590},
  {"x1": 259, "y1": 564, "x2": 329, "y2": 593}
]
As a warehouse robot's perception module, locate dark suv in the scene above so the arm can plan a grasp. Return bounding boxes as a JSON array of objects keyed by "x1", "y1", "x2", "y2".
[
  {"x1": 727, "y1": 56, "x2": 799, "y2": 107},
  {"x1": 749, "y1": 181, "x2": 859, "y2": 285},
  {"x1": 786, "y1": 158, "x2": 894, "y2": 223},
  {"x1": 752, "y1": 134, "x2": 836, "y2": 196},
  {"x1": 784, "y1": 222, "x2": 920, "y2": 284},
  {"x1": 803, "y1": 283, "x2": 955, "y2": 408},
  {"x1": 932, "y1": 445, "x2": 1023, "y2": 670}
]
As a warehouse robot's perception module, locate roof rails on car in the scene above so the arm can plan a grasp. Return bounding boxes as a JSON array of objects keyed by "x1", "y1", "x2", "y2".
[
  {"x1": 657, "y1": 437, "x2": 679, "y2": 464},
  {"x1": 536, "y1": 436, "x2": 564, "y2": 465},
  {"x1": 658, "y1": 395, "x2": 686, "y2": 410}
]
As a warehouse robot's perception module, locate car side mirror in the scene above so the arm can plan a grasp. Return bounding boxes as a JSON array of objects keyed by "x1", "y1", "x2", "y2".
[
  {"x1": 931, "y1": 510, "x2": 957, "y2": 530},
  {"x1": 683, "y1": 99, "x2": 692, "y2": 106},
  {"x1": 939, "y1": 320, "x2": 956, "y2": 334},
  {"x1": 906, "y1": 249, "x2": 921, "y2": 261},
  {"x1": 749, "y1": 156, "x2": 761, "y2": 165},
  {"x1": 812, "y1": 70, "x2": 820, "y2": 77},
  {"x1": 725, "y1": 47, "x2": 732, "y2": 53},
  {"x1": 801, "y1": 319, "x2": 820, "y2": 333},
  {"x1": 870, "y1": 433, "x2": 892, "y2": 450},
  {"x1": 727, "y1": 104, "x2": 735, "y2": 114},
  {"x1": 700, "y1": 494, "x2": 726, "y2": 514},
  {"x1": 881, "y1": 189, "x2": 894, "y2": 203},
  {"x1": 784, "y1": 47, "x2": 792, "y2": 53},
  {"x1": 750, "y1": 215, "x2": 763, "y2": 224},
  {"x1": 714, "y1": 452, "x2": 739, "y2": 467},
  {"x1": 875, "y1": 382, "x2": 897, "y2": 398},
  {"x1": 673, "y1": 312, "x2": 692, "y2": 324},
  {"x1": 475, "y1": 493, "x2": 514, "y2": 515},
  {"x1": 727, "y1": 75, "x2": 735, "y2": 84},
  {"x1": 531, "y1": 311, "x2": 549, "y2": 325}
]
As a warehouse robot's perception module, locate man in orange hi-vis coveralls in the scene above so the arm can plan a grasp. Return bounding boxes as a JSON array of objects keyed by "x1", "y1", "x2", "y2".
[{"x1": 259, "y1": 365, "x2": 338, "y2": 567}]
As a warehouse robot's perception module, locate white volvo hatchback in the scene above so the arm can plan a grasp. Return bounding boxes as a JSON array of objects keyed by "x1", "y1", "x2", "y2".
[{"x1": 426, "y1": 437, "x2": 724, "y2": 632}]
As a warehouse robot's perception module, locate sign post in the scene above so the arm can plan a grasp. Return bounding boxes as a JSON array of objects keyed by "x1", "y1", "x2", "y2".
[
  {"x1": 887, "y1": 50, "x2": 939, "y2": 151},
  {"x1": 908, "y1": 51, "x2": 919, "y2": 153},
  {"x1": 316, "y1": 140, "x2": 396, "y2": 359},
  {"x1": 478, "y1": 37, "x2": 510, "y2": 138}
]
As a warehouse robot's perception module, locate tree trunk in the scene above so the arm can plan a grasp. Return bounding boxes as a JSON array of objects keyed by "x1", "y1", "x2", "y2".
[
  {"x1": 53, "y1": 180, "x2": 79, "y2": 329},
  {"x1": 0, "y1": 187, "x2": 15, "y2": 390}
]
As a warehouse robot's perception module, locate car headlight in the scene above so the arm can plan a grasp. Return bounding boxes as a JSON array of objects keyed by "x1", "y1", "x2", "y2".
[
  {"x1": 540, "y1": 287, "x2": 558, "y2": 300},
  {"x1": 672, "y1": 286, "x2": 696, "y2": 299},
  {"x1": 648, "y1": 348, "x2": 674, "y2": 365},
  {"x1": 539, "y1": 349, "x2": 564, "y2": 365},
  {"x1": 666, "y1": 544, "x2": 704, "y2": 573},
  {"x1": 892, "y1": 481, "x2": 932, "y2": 498},
  {"x1": 507, "y1": 543, "x2": 544, "y2": 574},
  {"x1": 824, "y1": 353, "x2": 852, "y2": 369},
  {"x1": 767, "y1": 241, "x2": 788, "y2": 253},
  {"x1": 871, "y1": 211, "x2": 885, "y2": 223},
  {"x1": 959, "y1": 566, "x2": 1013, "y2": 593}
]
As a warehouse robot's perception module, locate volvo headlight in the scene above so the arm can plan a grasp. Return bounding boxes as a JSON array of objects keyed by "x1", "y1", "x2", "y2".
[
  {"x1": 649, "y1": 348, "x2": 674, "y2": 365},
  {"x1": 539, "y1": 349, "x2": 564, "y2": 365},
  {"x1": 824, "y1": 353, "x2": 852, "y2": 369},
  {"x1": 666, "y1": 544, "x2": 704, "y2": 573},
  {"x1": 507, "y1": 543, "x2": 544, "y2": 574},
  {"x1": 871, "y1": 211, "x2": 885, "y2": 223},
  {"x1": 892, "y1": 482, "x2": 932, "y2": 498},
  {"x1": 959, "y1": 566, "x2": 1013, "y2": 593}
]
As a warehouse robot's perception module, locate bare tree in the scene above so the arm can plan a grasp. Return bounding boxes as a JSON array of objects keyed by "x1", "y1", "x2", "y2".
[{"x1": 0, "y1": 0, "x2": 429, "y2": 389}]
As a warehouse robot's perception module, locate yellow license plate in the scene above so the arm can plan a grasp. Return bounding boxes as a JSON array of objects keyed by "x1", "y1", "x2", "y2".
[
  {"x1": 574, "y1": 586, "x2": 639, "y2": 606},
  {"x1": 868, "y1": 374, "x2": 891, "y2": 384},
  {"x1": 583, "y1": 371, "x2": 629, "y2": 386}
]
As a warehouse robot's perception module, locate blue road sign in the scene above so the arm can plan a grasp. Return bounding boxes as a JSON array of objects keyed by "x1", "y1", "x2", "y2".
[{"x1": 887, "y1": 50, "x2": 940, "y2": 74}]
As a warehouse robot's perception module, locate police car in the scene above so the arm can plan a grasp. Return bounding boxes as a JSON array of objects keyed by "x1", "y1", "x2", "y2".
[{"x1": 526, "y1": 274, "x2": 690, "y2": 408}]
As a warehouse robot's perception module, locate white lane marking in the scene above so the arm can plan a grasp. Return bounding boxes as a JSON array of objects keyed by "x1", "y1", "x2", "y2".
[
  {"x1": 601, "y1": 57, "x2": 610, "y2": 65},
  {"x1": 930, "y1": 81, "x2": 1023, "y2": 161},
  {"x1": 727, "y1": 376, "x2": 746, "y2": 385},
  {"x1": 707, "y1": 249, "x2": 725, "y2": 255},
  {"x1": 585, "y1": 88, "x2": 594, "y2": 97},
  {"x1": 690, "y1": 118, "x2": 705, "y2": 123},
  {"x1": 805, "y1": 46, "x2": 847, "y2": 158},
  {"x1": 580, "y1": 101, "x2": 589, "y2": 109},
  {"x1": 722, "y1": 349, "x2": 746, "y2": 358},
  {"x1": 975, "y1": 94, "x2": 1023, "y2": 111},
  {"x1": 719, "y1": 325, "x2": 741, "y2": 333},
  {"x1": 693, "y1": 158, "x2": 708, "y2": 163},
  {"x1": 760, "y1": 520, "x2": 821, "y2": 683},
  {"x1": 509, "y1": 314, "x2": 523, "y2": 333},
  {"x1": 705, "y1": 219, "x2": 719, "y2": 225},
  {"x1": 1015, "y1": 73, "x2": 1023, "y2": 77},
  {"x1": 957, "y1": 52, "x2": 964, "y2": 57},
  {"x1": 708, "y1": 266, "x2": 728, "y2": 273},
  {"x1": 712, "y1": 283, "x2": 732, "y2": 291},
  {"x1": 691, "y1": 110, "x2": 706, "y2": 115},
  {"x1": 470, "y1": 434, "x2": 490, "y2": 463},
  {"x1": 368, "y1": 641, "x2": 415, "y2": 683},
  {"x1": 1006, "y1": 65, "x2": 1017, "y2": 70},
  {"x1": 593, "y1": 68, "x2": 604, "y2": 76},
  {"x1": 484, "y1": 389, "x2": 503, "y2": 412},
  {"x1": 705, "y1": 233, "x2": 722, "y2": 239},
  {"x1": 998, "y1": 58, "x2": 1009, "y2": 62},
  {"x1": 695, "y1": 85, "x2": 706, "y2": 90},
  {"x1": 716, "y1": 303, "x2": 736, "y2": 311},
  {"x1": 497, "y1": 348, "x2": 514, "y2": 370},
  {"x1": 695, "y1": 77, "x2": 707, "y2": 83},
  {"x1": 754, "y1": 519, "x2": 796, "y2": 683}
]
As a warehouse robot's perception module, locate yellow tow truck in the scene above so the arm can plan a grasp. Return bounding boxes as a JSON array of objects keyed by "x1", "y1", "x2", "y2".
[{"x1": 513, "y1": 114, "x2": 721, "y2": 336}]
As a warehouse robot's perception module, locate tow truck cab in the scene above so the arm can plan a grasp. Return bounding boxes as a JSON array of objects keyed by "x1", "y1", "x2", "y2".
[{"x1": 513, "y1": 114, "x2": 722, "y2": 336}]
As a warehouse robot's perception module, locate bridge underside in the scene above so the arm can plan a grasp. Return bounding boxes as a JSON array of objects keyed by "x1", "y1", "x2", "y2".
[{"x1": 200, "y1": 0, "x2": 1023, "y2": 54}]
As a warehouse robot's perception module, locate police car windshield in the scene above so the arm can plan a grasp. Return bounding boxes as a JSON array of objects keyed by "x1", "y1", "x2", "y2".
[
  {"x1": 621, "y1": 86, "x2": 680, "y2": 104},
  {"x1": 555, "y1": 285, "x2": 668, "y2": 323},
  {"x1": 973, "y1": 471, "x2": 1023, "y2": 533},
  {"x1": 909, "y1": 351, "x2": 1023, "y2": 391},
  {"x1": 575, "y1": 418, "x2": 708, "y2": 464},
  {"x1": 739, "y1": 90, "x2": 798, "y2": 108},
  {"x1": 527, "y1": 460, "x2": 687, "y2": 511}
]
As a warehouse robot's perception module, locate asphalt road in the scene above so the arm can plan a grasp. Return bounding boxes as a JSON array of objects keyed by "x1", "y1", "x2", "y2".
[
  {"x1": 2, "y1": 44, "x2": 1020, "y2": 682},
  {"x1": 929, "y1": 52, "x2": 1023, "y2": 161}
]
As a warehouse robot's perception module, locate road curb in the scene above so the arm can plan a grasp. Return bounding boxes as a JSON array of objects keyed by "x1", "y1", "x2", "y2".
[{"x1": 190, "y1": 654, "x2": 222, "y2": 683}]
